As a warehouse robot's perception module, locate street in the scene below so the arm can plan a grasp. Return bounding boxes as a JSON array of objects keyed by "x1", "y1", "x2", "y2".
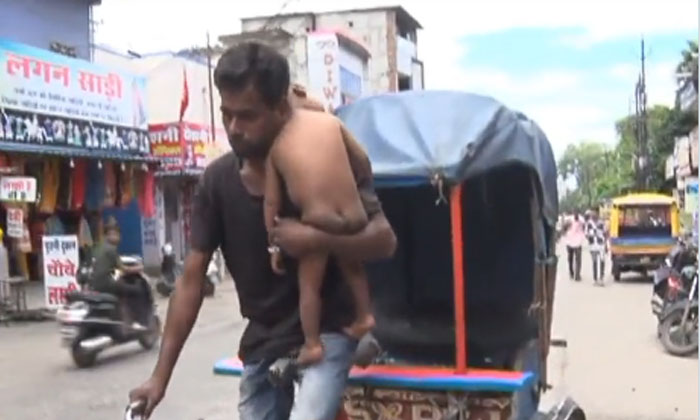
[{"x1": 0, "y1": 249, "x2": 697, "y2": 420}]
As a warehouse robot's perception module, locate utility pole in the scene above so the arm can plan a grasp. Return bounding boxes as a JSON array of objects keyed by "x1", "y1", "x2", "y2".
[
  {"x1": 206, "y1": 32, "x2": 217, "y2": 143},
  {"x1": 634, "y1": 37, "x2": 649, "y2": 190}
]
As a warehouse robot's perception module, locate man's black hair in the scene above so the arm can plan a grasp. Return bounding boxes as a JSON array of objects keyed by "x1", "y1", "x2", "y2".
[{"x1": 214, "y1": 41, "x2": 290, "y2": 107}]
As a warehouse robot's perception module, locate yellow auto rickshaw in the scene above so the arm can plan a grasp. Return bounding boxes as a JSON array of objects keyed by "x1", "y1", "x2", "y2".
[{"x1": 609, "y1": 193, "x2": 680, "y2": 281}]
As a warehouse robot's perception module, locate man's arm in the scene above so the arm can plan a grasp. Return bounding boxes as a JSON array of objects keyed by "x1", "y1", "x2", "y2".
[
  {"x1": 272, "y1": 212, "x2": 396, "y2": 262},
  {"x1": 151, "y1": 250, "x2": 210, "y2": 386}
]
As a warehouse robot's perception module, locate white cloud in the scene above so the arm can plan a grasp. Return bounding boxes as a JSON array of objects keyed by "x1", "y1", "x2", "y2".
[{"x1": 94, "y1": 0, "x2": 697, "y2": 158}]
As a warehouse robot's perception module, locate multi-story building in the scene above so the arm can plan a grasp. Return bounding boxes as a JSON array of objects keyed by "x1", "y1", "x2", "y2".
[
  {"x1": 239, "y1": 5, "x2": 424, "y2": 95},
  {"x1": 0, "y1": 0, "x2": 100, "y2": 60}
]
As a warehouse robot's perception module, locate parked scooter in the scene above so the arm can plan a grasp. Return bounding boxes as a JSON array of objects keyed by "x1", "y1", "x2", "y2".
[
  {"x1": 56, "y1": 255, "x2": 161, "y2": 368},
  {"x1": 155, "y1": 243, "x2": 218, "y2": 298},
  {"x1": 658, "y1": 263, "x2": 698, "y2": 356}
]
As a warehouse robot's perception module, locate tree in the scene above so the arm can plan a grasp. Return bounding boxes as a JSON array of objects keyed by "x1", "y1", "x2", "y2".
[
  {"x1": 558, "y1": 141, "x2": 628, "y2": 210},
  {"x1": 615, "y1": 105, "x2": 697, "y2": 191},
  {"x1": 676, "y1": 40, "x2": 698, "y2": 91}
]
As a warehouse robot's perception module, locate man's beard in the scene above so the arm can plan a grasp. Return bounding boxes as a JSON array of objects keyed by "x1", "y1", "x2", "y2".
[{"x1": 228, "y1": 134, "x2": 274, "y2": 159}]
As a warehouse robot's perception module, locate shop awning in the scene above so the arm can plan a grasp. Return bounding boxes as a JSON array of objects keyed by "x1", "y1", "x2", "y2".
[{"x1": 0, "y1": 142, "x2": 163, "y2": 163}]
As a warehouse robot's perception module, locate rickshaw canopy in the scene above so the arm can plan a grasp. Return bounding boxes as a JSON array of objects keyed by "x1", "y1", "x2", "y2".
[
  {"x1": 611, "y1": 193, "x2": 676, "y2": 207},
  {"x1": 335, "y1": 90, "x2": 559, "y2": 225}
]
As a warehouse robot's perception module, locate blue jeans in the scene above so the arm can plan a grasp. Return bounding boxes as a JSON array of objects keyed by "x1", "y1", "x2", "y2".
[{"x1": 238, "y1": 333, "x2": 357, "y2": 420}]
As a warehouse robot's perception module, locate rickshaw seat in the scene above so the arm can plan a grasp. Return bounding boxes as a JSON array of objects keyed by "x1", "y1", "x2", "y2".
[{"x1": 213, "y1": 357, "x2": 535, "y2": 392}]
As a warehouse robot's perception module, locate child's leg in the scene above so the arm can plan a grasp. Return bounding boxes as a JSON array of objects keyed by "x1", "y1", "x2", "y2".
[
  {"x1": 297, "y1": 252, "x2": 329, "y2": 366},
  {"x1": 338, "y1": 260, "x2": 375, "y2": 339},
  {"x1": 264, "y1": 155, "x2": 285, "y2": 274}
]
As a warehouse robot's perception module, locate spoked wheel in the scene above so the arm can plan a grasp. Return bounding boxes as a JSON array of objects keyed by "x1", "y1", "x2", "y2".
[{"x1": 660, "y1": 305, "x2": 698, "y2": 356}]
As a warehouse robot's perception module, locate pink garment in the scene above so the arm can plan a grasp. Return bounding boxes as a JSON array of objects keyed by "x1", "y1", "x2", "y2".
[{"x1": 564, "y1": 217, "x2": 586, "y2": 248}]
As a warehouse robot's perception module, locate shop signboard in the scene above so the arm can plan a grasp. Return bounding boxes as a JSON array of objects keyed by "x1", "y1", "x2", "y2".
[
  {"x1": 0, "y1": 38, "x2": 149, "y2": 157},
  {"x1": 6, "y1": 207, "x2": 23, "y2": 238},
  {"x1": 307, "y1": 32, "x2": 342, "y2": 111},
  {"x1": 685, "y1": 177, "x2": 698, "y2": 214},
  {"x1": 141, "y1": 216, "x2": 160, "y2": 268},
  {"x1": 0, "y1": 176, "x2": 37, "y2": 202},
  {"x1": 149, "y1": 122, "x2": 208, "y2": 169},
  {"x1": 42, "y1": 235, "x2": 79, "y2": 309}
]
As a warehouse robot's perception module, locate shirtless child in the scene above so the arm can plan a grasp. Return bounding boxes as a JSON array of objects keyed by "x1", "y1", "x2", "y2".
[{"x1": 264, "y1": 85, "x2": 376, "y2": 366}]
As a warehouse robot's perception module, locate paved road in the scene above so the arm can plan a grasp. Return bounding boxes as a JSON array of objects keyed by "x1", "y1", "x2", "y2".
[
  {"x1": 0, "y1": 282, "x2": 243, "y2": 420},
  {"x1": 543, "y1": 247, "x2": 698, "y2": 420},
  {"x1": 1, "y1": 249, "x2": 697, "y2": 419}
]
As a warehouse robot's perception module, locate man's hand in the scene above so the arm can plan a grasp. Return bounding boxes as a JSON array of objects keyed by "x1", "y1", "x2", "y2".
[
  {"x1": 128, "y1": 376, "x2": 166, "y2": 419},
  {"x1": 271, "y1": 213, "x2": 396, "y2": 261},
  {"x1": 270, "y1": 217, "x2": 320, "y2": 258}
]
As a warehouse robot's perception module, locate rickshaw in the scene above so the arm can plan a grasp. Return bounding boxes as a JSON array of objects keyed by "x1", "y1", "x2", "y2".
[
  {"x1": 609, "y1": 193, "x2": 680, "y2": 281},
  {"x1": 213, "y1": 91, "x2": 585, "y2": 419}
]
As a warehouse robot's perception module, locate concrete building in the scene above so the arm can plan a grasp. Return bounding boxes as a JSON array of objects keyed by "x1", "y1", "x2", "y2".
[
  {"x1": 94, "y1": 45, "x2": 229, "y2": 265},
  {"x1": 239, "y1": 5, "x2": 424, "y2": 94},
  {"x1": 0, "y1": 0, "x2": 100, "y2": 60},
  {"x1": 219, "y1": 27, "x2": 371, "y2": 111}
]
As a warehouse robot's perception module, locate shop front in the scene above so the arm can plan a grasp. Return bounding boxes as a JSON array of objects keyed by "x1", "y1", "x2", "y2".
[
  {"x1": 0, "y1": 38, "x2": 159, "y2": 306},
  {"x1": 148, "y1": 121, "x2": 224, "y2": 265}
]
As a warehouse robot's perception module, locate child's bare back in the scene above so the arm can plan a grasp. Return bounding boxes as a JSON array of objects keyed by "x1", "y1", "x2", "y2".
[{"x1": 267, "y1": 110, "x2": 368, "y2": 234}]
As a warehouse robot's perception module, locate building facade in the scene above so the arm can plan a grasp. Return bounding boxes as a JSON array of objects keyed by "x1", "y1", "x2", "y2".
[
  {"x1": 0, "y1": 15, "x2": 160, "y2": 307},
  {"x1": 0, "y1": 0, "x2": 100, "y2": 61},
  {"x1": 94, "y1": 45, "x2": 229, "y2": 266},
  {"x1": 239, "y1": 6, "x2": 424, "y2": 94}
]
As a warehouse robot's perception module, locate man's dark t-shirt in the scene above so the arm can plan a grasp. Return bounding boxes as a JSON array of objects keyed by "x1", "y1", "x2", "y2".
[
  {"x1": 91, "y1": 242, "x2": 119, "y2": 292},
  {"x1": 190, "y1": 152, "x2": 382, "y2": 363}
]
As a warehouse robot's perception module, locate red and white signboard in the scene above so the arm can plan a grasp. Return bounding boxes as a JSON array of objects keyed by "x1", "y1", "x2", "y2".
[
  {"x1": 0, "y1": 176, "x2": 37, "y2": 203},
  {"x1": 43, "y1": 235, "x2": 79, "y2": 309},
  {"x1": 6, "y1": 208, "x2": 23, "y2": 238},
  {"x1": 307, "y1": 32, "x2": 342, "y2": 112}
]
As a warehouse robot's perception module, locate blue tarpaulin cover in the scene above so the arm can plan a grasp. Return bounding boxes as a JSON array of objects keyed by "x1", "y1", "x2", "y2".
[{"x1": 336, "y1": 90, "x2": 558, "y2": 224}]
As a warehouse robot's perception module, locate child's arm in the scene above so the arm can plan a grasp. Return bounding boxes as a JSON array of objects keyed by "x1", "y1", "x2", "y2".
[{"x1": 263, "y1": 154, "x2": 282, "y2": 241}]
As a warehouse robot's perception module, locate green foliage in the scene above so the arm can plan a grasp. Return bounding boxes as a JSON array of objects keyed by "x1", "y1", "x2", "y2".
[
  {"x1": 676, "y1": 40, "x2": 698, "y2": 91},
  {"x1": 558, "y1": 40, "x2": 697, "y2": 212}
]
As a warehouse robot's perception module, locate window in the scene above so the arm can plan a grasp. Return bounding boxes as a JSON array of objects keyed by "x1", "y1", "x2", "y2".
[{"x1": 398, "y1": 75, "x2": 411, "y2": 91}]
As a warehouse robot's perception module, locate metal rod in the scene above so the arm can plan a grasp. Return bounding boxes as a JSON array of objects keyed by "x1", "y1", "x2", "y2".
[{"x1": 450, "y1": 184, "x2": 467, "y2": 373}]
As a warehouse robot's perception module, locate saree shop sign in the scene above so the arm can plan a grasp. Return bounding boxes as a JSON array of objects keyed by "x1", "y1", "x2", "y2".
[
  {"x1": 0, "y1": 176, "x2": 37, "y2": 202},
  {"x1": 149, "y1": 122, "x2": 208, "y2": 169},
  {"x1": 0, "y1": 38, "x2": 148, "y2": 130},
  {"x1": 43, "y1": 235, "x2": 79, "y2": 309}
]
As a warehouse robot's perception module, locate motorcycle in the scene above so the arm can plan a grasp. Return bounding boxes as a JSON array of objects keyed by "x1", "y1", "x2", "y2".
[
  {"x1": 56, "y1": 255, "x2": 161, "y2": 368},
  {"x1": 658, "y1": 264, "x2": 698, "y2": 356},
  {"x1": 651, "y1": 240, "x2": 697, "y2": 323},
  {"x1": 155, "y1": 242, "x2": 218, "y2": 298}
]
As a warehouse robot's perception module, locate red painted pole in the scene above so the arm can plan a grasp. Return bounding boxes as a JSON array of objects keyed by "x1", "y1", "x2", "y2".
[{"x1": 450, "y1": 184, "x2": 467, "y2": 373}]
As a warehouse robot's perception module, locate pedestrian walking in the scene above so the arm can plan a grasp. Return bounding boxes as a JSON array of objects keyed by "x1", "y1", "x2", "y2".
[
  {"x1": 563, "y1": 212, "x2": 585, "y2": 281},
  {"x1": 586, "y1": 211, "x2": 608, "y2": 285}
]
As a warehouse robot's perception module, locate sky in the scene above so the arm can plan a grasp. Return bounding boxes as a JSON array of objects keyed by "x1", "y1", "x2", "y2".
[{"x1": 93, "y1": 0, "x2": 699, "y2": 158}]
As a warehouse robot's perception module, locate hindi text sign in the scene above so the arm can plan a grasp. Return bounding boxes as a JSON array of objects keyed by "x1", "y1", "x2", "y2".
[
  {"x1": 43, "y1": 235, "x2": 79, "y2": 309},
  {"x1": 0, "y1": 176, "x2": 37, "y2": 202}
]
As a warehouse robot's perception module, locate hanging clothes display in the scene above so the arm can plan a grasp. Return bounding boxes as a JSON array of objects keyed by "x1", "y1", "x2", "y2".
[
  {"x1": 85, "y1": 160, "x2": 105, "y2": 212},
  {"x1": 38, "y1": 159, "x2": 59, "y2": 214},
  {"x1": 138, "y1": 170, "x2": 156, "y2": 218},
  {"x1": 103, "y1": 162, "x2": 117, "y2": 207},
  {"x1": 71, "y1": 159, "x2": 87, "y2": 210},
  {"x1": 120, "y1": 164, "x2": 134, "y2": 207},
  {"x1": 56, "y1": 160, "x2": 72, "y2": 210},
  {"x1": 45, "y1": 214, "x2": 67, "y2": 235},
  {"x1": 78, "y1": 216, "x2": 93, "y2": 248}
]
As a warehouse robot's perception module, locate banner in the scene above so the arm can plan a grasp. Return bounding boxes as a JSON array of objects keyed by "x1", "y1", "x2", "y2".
[
  {"x1": 0, "y1": 176, "x2": 37, "y2": 202},
  {"x1": 149, "y1": 122, "x2": 208, "y2": 169},
  {"x1": 6, "y1": 207, "x2": 23, "y2": 238},
  {"x1": 0, "y1": 38, "x2": 147, "y2": 129},
  {"x1": 43, "y1": 235, "x2": 79, "y2": 309},
  {"x1": 307, "y1": 33, "x2": 342, "y2": 112}
]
